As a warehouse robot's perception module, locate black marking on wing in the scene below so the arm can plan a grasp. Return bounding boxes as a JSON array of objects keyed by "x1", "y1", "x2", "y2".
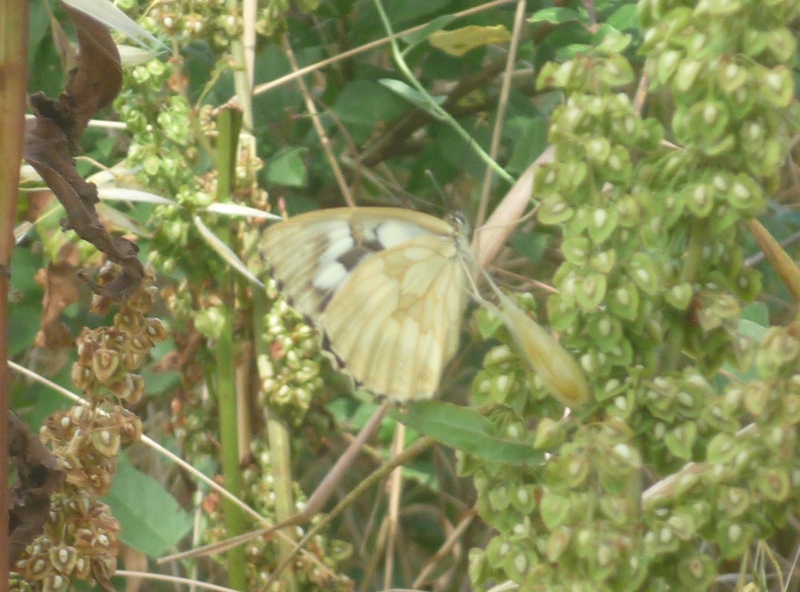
[
  {"x1": 336, "y1": 246, "x2": 373, "y2": 272},
  {"x1": 311, "y1": 239, "x2": 387, "y2": 313}
]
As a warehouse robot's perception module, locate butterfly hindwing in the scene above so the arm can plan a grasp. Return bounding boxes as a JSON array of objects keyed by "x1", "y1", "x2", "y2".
[
  {"x1": 261, "y1": 207, "x2": 474, "y2": 401},
  {"x1": 323, "y1": 233, "x2": 470, "y2": 400}
]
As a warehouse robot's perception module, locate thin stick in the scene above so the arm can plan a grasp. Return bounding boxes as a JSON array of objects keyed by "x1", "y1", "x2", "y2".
[
  {"x1": 384, "y1": 423, "x2": 406, "y2": 589},
  {"x1": 412, "y1": 508, "x2": 477, "y2": 588},
  {"x1": 282, "y1": 36, "x2": 355, "y2": 207},
  {"x1": 7, "y1": 361, "x2": 267, "y2": 524},
  {"x1": 476, "y1": 0, "x2": 528, "y2": 229}
]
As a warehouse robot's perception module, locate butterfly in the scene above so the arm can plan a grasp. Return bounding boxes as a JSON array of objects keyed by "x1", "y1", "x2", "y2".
[{"x1": 261, "y1": 207, "x2": 477, "y2": 402}]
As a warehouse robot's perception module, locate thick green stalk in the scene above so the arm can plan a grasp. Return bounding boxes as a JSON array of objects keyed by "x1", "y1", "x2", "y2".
[
  {"x1": 215, "y1": 107, "x2": 247, "y2": 591},
  {"x1": 214, "y1": 299, "x2": 248, "y2": 590},
  {"x1": 0, "y1": 1, "x2": 29, "y2": 589}
]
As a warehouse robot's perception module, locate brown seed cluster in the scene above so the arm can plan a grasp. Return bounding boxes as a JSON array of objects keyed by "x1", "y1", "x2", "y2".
[{"x1": 12, "y1": 265, "x2": 167, "y2": 592}]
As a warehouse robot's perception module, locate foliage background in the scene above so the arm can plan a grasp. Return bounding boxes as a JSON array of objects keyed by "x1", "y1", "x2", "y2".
[{"x1": 8, "y1": 0, "x2": 800, "y2": 590}]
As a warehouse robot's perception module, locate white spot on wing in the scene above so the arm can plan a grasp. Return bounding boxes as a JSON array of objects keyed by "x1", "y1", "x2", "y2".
[
  {"x1": 319, "y1": 226, "x2": 355, "y2": 264},
  {"x1": 375, "y1": 220, "x2": 427, "y2": 248},
  {"x1": 313, "y1": 262, "x2": 349, "y2": 291}
]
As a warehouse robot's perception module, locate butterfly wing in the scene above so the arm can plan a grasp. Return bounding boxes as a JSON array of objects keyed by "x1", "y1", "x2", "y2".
[
  {"x1": 261, "y1": 207, "x2": 460, "y2": 318},
  {"x1": 322, "y1": 233, "x2": 471, "y2": 400},
  {"x1": 261, "y1": 207, "x2": 473, "y2": 401}
]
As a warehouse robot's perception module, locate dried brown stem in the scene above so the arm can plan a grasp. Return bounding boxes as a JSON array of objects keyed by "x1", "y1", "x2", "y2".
[{"x1": 0, "y1": 1, "x2": 30, "y2": 587}]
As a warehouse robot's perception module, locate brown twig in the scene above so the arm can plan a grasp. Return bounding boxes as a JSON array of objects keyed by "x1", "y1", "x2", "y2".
[{"x1": 0, "y1": 1, "x2": 30, "y2": 588}]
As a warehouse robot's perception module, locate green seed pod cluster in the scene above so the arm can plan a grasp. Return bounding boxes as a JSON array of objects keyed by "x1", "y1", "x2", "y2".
[
  {"x1": 118, "y1": 0, "x2": 318, "y2": 47},
  {"x1": 469, "y1": 418, "x2": 646, "y2": 591},
  {"x1": 639, "y1": 0, "x2": 800, "y2": 187},
  {"x1": 471, "y1": 295, "x2": 569, "y2": 419},
  {"x1": 256, "y1": 278, "x2": 325, "y2": 425},
  {"x1": 536, "y1": 36, "x2": 668, "y2": 384},
  {"x1": 468, "y1": 0, "x2": 799, "y2": 586}
]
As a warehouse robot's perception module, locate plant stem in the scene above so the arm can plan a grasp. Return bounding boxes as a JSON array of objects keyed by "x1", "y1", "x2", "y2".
[
  {"x1": 214, "y1": 295, "x2": 248, "y2": 591},
  {"x1": 252, "y1": 290, "x2": 297, "y2": 587},
  {"x1": 0, "y1": 1, "x2": 29, "y2": 589}
]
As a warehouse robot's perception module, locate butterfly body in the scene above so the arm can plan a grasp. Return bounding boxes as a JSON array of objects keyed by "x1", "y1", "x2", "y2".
[{"x1": 262, "y1": 207, "x2": 475, "y2": 402}]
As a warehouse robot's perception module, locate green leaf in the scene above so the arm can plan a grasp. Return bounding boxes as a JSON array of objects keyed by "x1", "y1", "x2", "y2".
[
  {"x1": 193, "y1": 216, "x2": 264, "y2": 287},
  {"x1": 381, "y1": 0, "x2": 451, "y2": 28},
  {"x1": 741, "y1": 302, "x2": 768, "y2": 326},
  {"x1": 8, "y1": 304, "x2": 41, "y2": 357},
  {"x1": 266, "y1": 147, "x2": 308, "y2": 188},
  {"x1": 393, "y1": 401, "x2": 544, "y2": 466},
  {"x1": 507, "y1": 116, "x2": 548, "y2": 174},
  {"x1": 103, "y1": 454, "x2": 193, "y2": 557},
  {"x1": 379, "y1": 78, "x2": 446, "y2": 115},
  {"x1": 400, "y1": 14, "x2": 458, "y2": 51},
  {"x1": 528, "y1": 7, "x2": 586, "y2": 24},
  {"x1": 510, "y1": 231, "x2": 548, "y2": 263},
  {"x1": 428, "y1": 25, "x2": 511, "y2": 57},
  {"x1": 606, "y1": 5, "x2": 639, "y2": 31},
  {"x1": 332, "y1": 79, "x2": 409, "y2": 126}
]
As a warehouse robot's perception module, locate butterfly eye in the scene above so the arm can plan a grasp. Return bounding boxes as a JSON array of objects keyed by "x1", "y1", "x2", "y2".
[{"x1": 446, "y1": 211, "x2": 470, "y2": 234}]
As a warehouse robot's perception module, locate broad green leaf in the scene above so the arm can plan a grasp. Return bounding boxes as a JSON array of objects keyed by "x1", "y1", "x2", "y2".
[
  {"x1": 9, "y1": 304, "x2": 41, "y2": 357},
  {"x1": 393, "y1": 401, "x2": 544, "y2": 465},
  {"x1": 507, "y1": 116, "x2": 548, "y2": 174},
  {"x1": 382, "y1": 0, "x2": 451, "y2": 28},
  {"x1": 266, "y1": 147, "x2": 308, "y2": 188},
  {"x1": 606, "y1": 5, "x2": 639, "y2": 31},
  {"x1": 556, "y1": 43, "x2": 593, "y2": 60},
  {"x1": 429, "y1": 25, "x2": 511, "y2": 57},
  {"x1": 332, "y1": 80, "x2": 408, "y2": 126},
  {"x1": 741, "y1": 302, "x2": 769, "y2": 326},
  {"x1": 510, "y1": 231, "x2": 548, "y2": 263},
  {"x1": 103, "y1": 454, "x2": 193, "y2": 557}
]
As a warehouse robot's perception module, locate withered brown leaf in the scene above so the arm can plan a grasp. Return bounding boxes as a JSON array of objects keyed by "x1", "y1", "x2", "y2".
[{"x1": 23, "y1": 1, "x2": 143, "y2": 301}]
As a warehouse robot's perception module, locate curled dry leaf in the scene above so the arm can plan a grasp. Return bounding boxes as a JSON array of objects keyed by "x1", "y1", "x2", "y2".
[{"x1": 23, "y1": 1, "x2": 143, "y2": 301}]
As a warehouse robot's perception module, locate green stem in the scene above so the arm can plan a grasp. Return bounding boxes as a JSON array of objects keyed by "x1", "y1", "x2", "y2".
[
  {"x1": 214, "y1": 295, "x2": 248, "y2": 591},
  {"x1": 372, "y1": 0, "x2": 514, "y2": 186},
  {"x1": 253, "y1": 290, "x2": 297, "y2": 587},
  {"x1": 214, "y1": 104, "x2": 247, "y2": 591},
  {"x1": 226, "y1": 0, "x2": 254, "y2": 130},
  {"x1": 0, "y1": 0, "x2": 29, "y2": 586},
  {"x1": 664, "y1": 221, "x2": 707, "y2": 371}
]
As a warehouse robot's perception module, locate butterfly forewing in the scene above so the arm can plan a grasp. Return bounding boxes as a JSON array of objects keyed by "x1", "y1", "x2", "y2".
[{"x1": 261, "y1": 207, "x2": 474, "y2": 402}]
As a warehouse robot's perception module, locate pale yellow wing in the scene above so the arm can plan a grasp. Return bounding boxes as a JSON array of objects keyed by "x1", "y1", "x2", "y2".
[
  {"x1": 261, "y1": 207, "x2": 457, "y2": 320},
  {"x1": 261, "y1": 207, "x2": 474, "y2": 401},
  {"x1": 322, "y1": 233, "x2": 471, "y2": 401}
]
